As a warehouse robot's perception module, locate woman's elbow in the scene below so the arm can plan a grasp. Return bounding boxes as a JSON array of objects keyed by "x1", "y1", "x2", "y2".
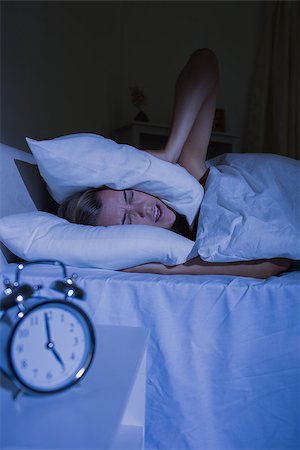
[
  {"x1": 190, "y1": 48, "x2": 218, "y2": 67},
  {"x1": 189, "y1": 48, "x2": 219, "y2": 83}
]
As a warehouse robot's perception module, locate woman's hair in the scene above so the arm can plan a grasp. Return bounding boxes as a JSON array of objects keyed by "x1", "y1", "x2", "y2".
[
  {"x1": 57, "y1": 187, "x2": 104, "y2": 226},
  {"x1": 58, "y1": 186, "x2": 195, "y2": 239},
  {"x1": 172, "y1": 213, "x2": 195, "y2": 240}
]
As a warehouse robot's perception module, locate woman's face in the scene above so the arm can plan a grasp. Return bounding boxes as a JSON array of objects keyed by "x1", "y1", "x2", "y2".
[{"x1": 95, "y1": 188, "x2": 176, "y2": 229}]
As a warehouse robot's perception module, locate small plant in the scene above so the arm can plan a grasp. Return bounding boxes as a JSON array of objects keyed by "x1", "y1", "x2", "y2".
[{"x1": 129, "y1": 86, "x2": 147, "y2": 109}]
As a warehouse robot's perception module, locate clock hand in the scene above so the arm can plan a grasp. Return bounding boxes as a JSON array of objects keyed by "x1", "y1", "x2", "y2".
[
  {"x1": 44, "y1": 313, "x2": 65, "y2": 369},
  {"x1": 49, "y1": 345, "x2": 65, "y2": 369},
  {"x1": 44, "y1": 312, "x2": 52, "y2": 343}
]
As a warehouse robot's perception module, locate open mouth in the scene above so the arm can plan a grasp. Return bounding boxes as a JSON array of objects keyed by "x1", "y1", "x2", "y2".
[{"x1": 154, "y1": 205, "x2": 161, "y2": 222}]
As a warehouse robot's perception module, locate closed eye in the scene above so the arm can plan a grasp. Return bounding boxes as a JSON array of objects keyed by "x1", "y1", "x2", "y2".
[
  {"x1": 122, "y1": 190, "x2": 132, "y2": 225},
  {"x1": 122, "y1": 191, "x2": 127, "y2": 224}
]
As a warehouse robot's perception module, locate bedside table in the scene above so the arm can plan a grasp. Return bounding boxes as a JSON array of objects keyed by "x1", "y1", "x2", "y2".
[
  {"x1": 0, "y1": 325, "x2": 148, "y2": 450},
  {"x1": 114, "y1": 122, "x2": 170, "y2": 151},
  {"x1": 114, "y1": 122, "x2": 241, "y2": 159}
]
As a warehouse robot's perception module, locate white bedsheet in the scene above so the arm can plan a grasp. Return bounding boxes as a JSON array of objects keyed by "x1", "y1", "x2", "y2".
[{"x1": 1, "y1": 265, "x2": 299, "y2": 450}]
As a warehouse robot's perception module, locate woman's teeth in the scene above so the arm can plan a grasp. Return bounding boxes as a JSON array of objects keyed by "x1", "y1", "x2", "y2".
[{"x1": 154, "y1": 205, "x2": 160, "y2": 222}]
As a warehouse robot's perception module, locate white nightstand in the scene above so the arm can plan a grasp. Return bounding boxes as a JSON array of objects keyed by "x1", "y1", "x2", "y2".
[
  {"x1": 114, "y1": 122, "x2": 241, "y2": 158},
  {"x1": 0, "y1": 325, "x2": 148, "y2": 450}
]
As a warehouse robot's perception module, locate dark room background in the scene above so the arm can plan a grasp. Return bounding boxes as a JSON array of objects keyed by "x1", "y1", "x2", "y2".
[{"x1": 1, "y1": 1, "x2": 266, "y2": 152}]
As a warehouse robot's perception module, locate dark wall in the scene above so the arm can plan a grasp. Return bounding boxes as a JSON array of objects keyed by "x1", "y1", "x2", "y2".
[
  {"x1": 1, "y1": 1, "x2": 264, "y2": 152},
  {"x1": 1, "y1": 1, "x2": 122, "y2": 150}
]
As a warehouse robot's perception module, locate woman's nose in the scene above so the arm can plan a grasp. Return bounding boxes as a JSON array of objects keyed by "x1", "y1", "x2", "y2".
[
  {"x1": 127, "y1": 203, "x2": 144, "y2": 217},
  {"x1": 127, "y1": 202, "x2": 150, "y2": 218}
]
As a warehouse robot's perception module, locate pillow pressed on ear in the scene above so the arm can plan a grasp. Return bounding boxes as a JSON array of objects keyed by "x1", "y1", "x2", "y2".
[
  {"x1": 0, "y1": 212, "x2": 197, "y2": 270},
  {"x1": 0, "y1": 142, "x2": 38, "y2": 269},
  {"x1": 196, "y1": 153, "x2": 300, "y2": 262},
  {"x1": 26, "y1": 133, "x2": 203, "y2": 226}
]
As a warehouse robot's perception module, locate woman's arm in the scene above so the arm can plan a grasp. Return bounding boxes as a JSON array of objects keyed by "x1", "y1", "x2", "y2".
[
  {"x1": 123, "y1": 257, "x2": 291, "y2": 279},
  {"x1": 146, "y1": 48, "x2": 219, "y2": 180}
]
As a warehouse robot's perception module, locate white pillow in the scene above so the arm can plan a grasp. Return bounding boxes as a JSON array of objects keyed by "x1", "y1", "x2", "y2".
[
  {"x1": 196, "y1": 153, "x2": 300, "y2": 262},
  {"x1": 0, "y1": 212, "x2": 197, "y2": 270},
  {"x1": 26, "y1": 133, "x2": 203, "y2": 226},
  {"x1": 0, "y1": 143, "x2": 38, "y2": 269}
]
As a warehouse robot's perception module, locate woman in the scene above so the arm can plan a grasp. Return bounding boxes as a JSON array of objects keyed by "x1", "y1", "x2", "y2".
[{"x1": 58, "y1": 49, "x2": 290, "y2": 278}]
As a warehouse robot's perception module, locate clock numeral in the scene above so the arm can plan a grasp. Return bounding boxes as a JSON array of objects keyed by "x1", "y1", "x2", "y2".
[
  {"x1": 70, "y1": 352, "x2": 76, "y2": 360},
  {"x1": 61, "y1": 314, "x2": 65, "y2": 322},
  {"x1": 30, "y1": 316, "x2": 39, "y2": 326},
  {"x1": 21, "y1": 360, "x2": 28, "y2": 368},
  {"x1": 46, "y1": 371, "x2": 53, "y2": 380},
  {"x1": 16, "y1": 344, "x2": 24, "y2": 353},
  {"x1": 73, "y1": 337, "x2": 79, "y2": 346},
  {"x1": 69, "y1": 323, "x2": 75, "y2": 333},
  {"x1": 18, "y1": 328, "x2": 29, "y2": 338},
  {"x1": 32, "y1": 368, "x2": 38, "y2": 377}
]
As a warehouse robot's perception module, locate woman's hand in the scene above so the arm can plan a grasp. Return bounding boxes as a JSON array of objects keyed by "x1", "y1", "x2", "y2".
[
  {"x1": 143, "y1": 148, "x2": 176, "y2": 163},
  {"x1": 144, "y1": 150, "x2": 175, "y2": 163}
]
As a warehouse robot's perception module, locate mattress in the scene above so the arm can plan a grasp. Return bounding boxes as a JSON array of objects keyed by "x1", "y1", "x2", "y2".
[{"x1": 1, "y1": 263, "x2": 299, "y2": 450}]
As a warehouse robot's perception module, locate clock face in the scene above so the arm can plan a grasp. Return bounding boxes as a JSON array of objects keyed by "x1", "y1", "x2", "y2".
[{"x1": 8, "y1": 301, "x2": 95, "y2": 394}]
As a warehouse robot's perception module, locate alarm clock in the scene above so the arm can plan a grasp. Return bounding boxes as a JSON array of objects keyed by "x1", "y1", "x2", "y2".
[{"x1": 0, "y1": 260, "x2": 95, "y2": 396}]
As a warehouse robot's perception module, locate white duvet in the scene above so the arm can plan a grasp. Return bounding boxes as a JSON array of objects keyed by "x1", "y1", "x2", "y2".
[
  {"x1": 196, "y1": 153, "x2": 300, "y2": 262},
  {"x1": 1, "y1": 263, "x2": 299, "y2": 450}
]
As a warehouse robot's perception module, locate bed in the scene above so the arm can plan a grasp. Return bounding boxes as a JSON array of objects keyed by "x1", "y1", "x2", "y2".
[{"x1": 1, "y1": 142, "x2": 299, "y2": 449}]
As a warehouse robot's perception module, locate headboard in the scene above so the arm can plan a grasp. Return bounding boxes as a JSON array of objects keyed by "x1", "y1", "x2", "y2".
[{"x1": 0, "y1": 142, "x2": 58, "y2": 268}]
